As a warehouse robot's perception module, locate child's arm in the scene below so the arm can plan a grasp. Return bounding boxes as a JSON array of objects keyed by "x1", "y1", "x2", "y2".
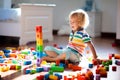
[{"x1": 86, "y1": 41, "x2": 98, "y2": 59}]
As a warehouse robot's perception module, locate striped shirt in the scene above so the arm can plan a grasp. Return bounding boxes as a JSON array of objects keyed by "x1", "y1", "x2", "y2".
[{"x1": 67, "y1": 30, "x2": 91, "y2": 54}]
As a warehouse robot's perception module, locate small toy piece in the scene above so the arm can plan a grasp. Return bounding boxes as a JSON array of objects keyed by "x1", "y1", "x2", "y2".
[
  {"x1": 96, "y1": 74, "x2": 100, "y2": 80},
  {"x1": 36, "y1": 75, "x2": 44, "y2": 80},
  {"x1": 88, "y1": 63, "x2": 93, "y2": 68},
  {"x1": 50, "y1": 66, "x2": 64, "y2": 72},
  {"x1": 30, "y1": 69, "x2": 36, "y2": 74},
  {"x1": 112, "y1": 66, "x2": 117, "y2": 71},
  {"x1": 56, "y1": 59, "x2": 60, "y2": 66},
  {"x1": 68, "y1": 63, "x2": 82, "y2": 71},
  {"x1": 54, "y1": 73, "x2": 62, "y2": 80},
  {"x1": 44, "y1": 73, "x2": 50, "y2": 80},
  {"x1": 25, "y1": 69, "x2": 31, "y2": 74},
  {"x1": 24, "y1": 60, "x2": 32, "y2": 65},
  {"x1": 0, "y1": 65, "x2": 9, "y2": 72},
  {"x1": 114, "y1": 54, "x2": 120, "y2": 59},
  {"x1": 109, "y1": 54, "x2": 113, "y2": 59},
  {"x1": 115, "y1": 60, "x2": 120, "y2": 66},
  {"x1": 36, "y1": 67, "x2": 44, "y2": 72},
  {"x1": 16, "y1": 65, "x2": 21, "y2": 70},
  {"x1": 85, "y1": 69, "x2": 94, "y2": 80},
  {"x1": 10, "y1": 65, "x2": 16, "y2": 70},
  {"x1": 42, "y1": 66, "x2": 50, "y2": 72},
  {"x1": 49, "y1": 75, "x2": 58, "y2": 80}
]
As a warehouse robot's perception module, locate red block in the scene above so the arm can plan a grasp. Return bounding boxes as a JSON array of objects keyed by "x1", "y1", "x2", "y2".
[
  {"x1": 36, "y1": 75, "x2": 44, "y2": 80},
  {"x1": 64, "y1": 76, "x2": 68, "y2": 80},
  {"x1": 56, "y1": 60, "x2": 60, "y2": 66},
  {"x1": 112, "y1": 66, "x2": 117, "y2": 71},
  {"x1": 10, "y1": 65, "x2": 16, "y2": 70},
  {"x1": 36, "y1": 26, "x2": 42, "y2": 32}
]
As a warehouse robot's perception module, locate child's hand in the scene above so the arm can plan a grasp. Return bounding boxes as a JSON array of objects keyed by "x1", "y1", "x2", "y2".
[{"x1": 92, "y1": 58, "x2": 101, "y2": 65}]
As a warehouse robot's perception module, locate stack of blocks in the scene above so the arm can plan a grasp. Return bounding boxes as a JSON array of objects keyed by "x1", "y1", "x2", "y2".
[{"x1": 36, "y1": 26, "x2": 43, "y2": 67}]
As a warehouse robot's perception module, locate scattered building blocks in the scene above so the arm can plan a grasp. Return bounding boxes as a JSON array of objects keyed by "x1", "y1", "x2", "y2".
[{"x1": 96, "y1": 66, "x2": 107, "y2": 78}]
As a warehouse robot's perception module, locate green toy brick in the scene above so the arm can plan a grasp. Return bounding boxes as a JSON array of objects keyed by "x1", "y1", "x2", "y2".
[
  {"x1": 50, "y1": 66, "x2": 64, "y2": 72},
  {"x1": 36, "y1": 45, "x2": 43, "y2": 52},
  {"x1": 30, "y1": 69, "x2": 36, "y2": 74},
  {"x1": 16, "y1": 65, "x2": 22, "y2": 70}
]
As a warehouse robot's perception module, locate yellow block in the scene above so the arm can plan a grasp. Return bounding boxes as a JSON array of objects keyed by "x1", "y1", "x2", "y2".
[{"x1": 36, "y1": 39, "x2": 43, "y2": 45}]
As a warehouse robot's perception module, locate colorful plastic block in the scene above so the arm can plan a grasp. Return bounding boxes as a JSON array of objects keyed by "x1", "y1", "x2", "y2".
[{"x1": 50, "y1": 66, "x2": 64, "y2": 72}]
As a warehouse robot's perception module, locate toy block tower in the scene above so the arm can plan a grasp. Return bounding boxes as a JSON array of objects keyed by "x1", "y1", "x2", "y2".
[{"x1": 36, "y1": 25, "x2": 43, "y2": 66}]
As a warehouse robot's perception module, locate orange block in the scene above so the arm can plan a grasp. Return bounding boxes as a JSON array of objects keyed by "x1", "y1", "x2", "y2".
[
  {"x1": 114, "y1": 54, "x2": 120, "y2": 59},
  {"x1": 36, "y1": 33, "x2": 42, "y2": 39},
  {"x1": 9, "y1": 53, "x2": 17, "y2": 58}
]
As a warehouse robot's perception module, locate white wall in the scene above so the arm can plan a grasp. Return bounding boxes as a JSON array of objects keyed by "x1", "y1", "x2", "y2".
[
  {"x1": 0, "y1": 0, "x2": 11, "y2": 9},
  {"x1": 11, "y1": 0, "x2": 118, "y2": 33},
  {"x1": 12, "y1": 0, "x2": 85, "y2": 30},
  {"x1": 116, "y1": 0, "x2": 120, "y2": 39},
  {"x1": 95, "y1": 0, "x2": 117, "y2": 33}
]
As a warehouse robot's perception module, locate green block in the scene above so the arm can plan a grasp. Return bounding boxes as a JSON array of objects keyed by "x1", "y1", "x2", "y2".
[
  {"x1": 30, "y1": 69, "x2": 36, "y2": 74},
  {"x1": 36, "y1": 45, "x2": 43, "y2": 52},
  {"x1": 49, "y1": 70, "x2": 53, "y2": 75},
  {"x1": 109, "y1": 60, "x2": 112, "y2": 65},
  {"x1": 21, "y1": 51, "x2": 29, "y2": 55},
  {"x1": 16, "y1": 65, "x2": 22, "y2": 70},
  {"x1": 105, "y1": 66, "x2": 109, "y2": 71},
  {"x1": 12, "y1": 59, "x2": 18, "y2": 64},
  {"x1": 50, "y1": 66, "x2": 64, "y2": 72}
]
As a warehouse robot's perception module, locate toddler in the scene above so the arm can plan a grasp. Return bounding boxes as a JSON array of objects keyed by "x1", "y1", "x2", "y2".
[{"x1": 42, "y1": 9, "x2": 98, "y2": 64}]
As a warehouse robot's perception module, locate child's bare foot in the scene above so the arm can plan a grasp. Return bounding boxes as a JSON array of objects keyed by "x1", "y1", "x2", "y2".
[
  {"x1": 41, "y1": 56, "x2": 49, "y2": 61},
  {"x1": 41, "y1": 56, "x2": 56, "y2": 62}
]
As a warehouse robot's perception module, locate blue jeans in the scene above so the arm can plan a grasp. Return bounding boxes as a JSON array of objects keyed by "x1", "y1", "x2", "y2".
[{"x1": 44, "y1": 46, "x2": 82, "y2": 63}]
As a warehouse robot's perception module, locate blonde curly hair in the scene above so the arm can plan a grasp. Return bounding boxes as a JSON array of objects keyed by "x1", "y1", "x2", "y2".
[{"x1": 69, "y1": 9, "x2": 89, "y2": 29}]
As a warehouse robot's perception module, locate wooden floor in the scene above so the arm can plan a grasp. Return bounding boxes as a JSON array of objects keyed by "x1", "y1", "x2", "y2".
[
  {"x1": 27, "y1": 35, "x2": 120, "y2": 59},
  {"x1": 0, "y1": 35, "x2": 120, "y2": 58}
]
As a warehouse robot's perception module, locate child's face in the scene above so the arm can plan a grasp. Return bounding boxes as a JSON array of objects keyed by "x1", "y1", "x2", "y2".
[{"x1": 69, "y1": 17, "x2": 80, "y2": 32}]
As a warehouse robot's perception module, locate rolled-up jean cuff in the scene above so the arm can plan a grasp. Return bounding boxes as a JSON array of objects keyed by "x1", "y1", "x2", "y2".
[{"x1": 44, "y1": 46, "x2": 62, "y2": 54}]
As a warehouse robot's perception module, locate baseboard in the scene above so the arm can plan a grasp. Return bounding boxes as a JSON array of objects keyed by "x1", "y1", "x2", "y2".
[
  {"x1": 0, "y1": 36, "x2": 19, "y2": 47},
  {"x1": 101, "y1": 32, "x2": 116, "y2": 38},
  {"x1": 53, "y1": 29, "x2": 58, "y2": 35}
]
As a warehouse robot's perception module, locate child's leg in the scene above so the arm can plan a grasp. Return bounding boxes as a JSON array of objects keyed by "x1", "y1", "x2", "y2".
[
  {"x1": 45, "y1": 51, "x2": 58, "y2": 57},
  {"x1": 44, "y1": 46, "x2": 63, "y2": 58},
  {"x1": 41, "y1": 52, "x2": 66, "y2": 62}
]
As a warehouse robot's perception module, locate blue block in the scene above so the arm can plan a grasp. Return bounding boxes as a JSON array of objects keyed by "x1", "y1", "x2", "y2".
[
  {"x1": 36, "y1": 67, "x2": 44, "y2": 72},
  {"x1": 44, "y1": 73, "x2": 49, "y2": 80},
  {"x1": 89, "y1": 63, "x2": 93, "y2": 68},
  {"x1": 3, "y1": 49, "x2": 10, "y2": 53},
  {"x1": 0, "y1": 56, "x2": 3, "y2": 58},
  {"x1": 4, "y1": 53, "x2": 9, "y2": 57},
  {"x1": 24, "y1": 60, "x2": 32, "y2": 65},
  {"x1": 25, "y1": 69, "x2": 31, "y2": 74},
  {"x1": 0, "y1": 59, "x2": 5, "y2": 63},
  {"x1": 55, "y1": 73, "x2": 62, "y2": 79}
]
